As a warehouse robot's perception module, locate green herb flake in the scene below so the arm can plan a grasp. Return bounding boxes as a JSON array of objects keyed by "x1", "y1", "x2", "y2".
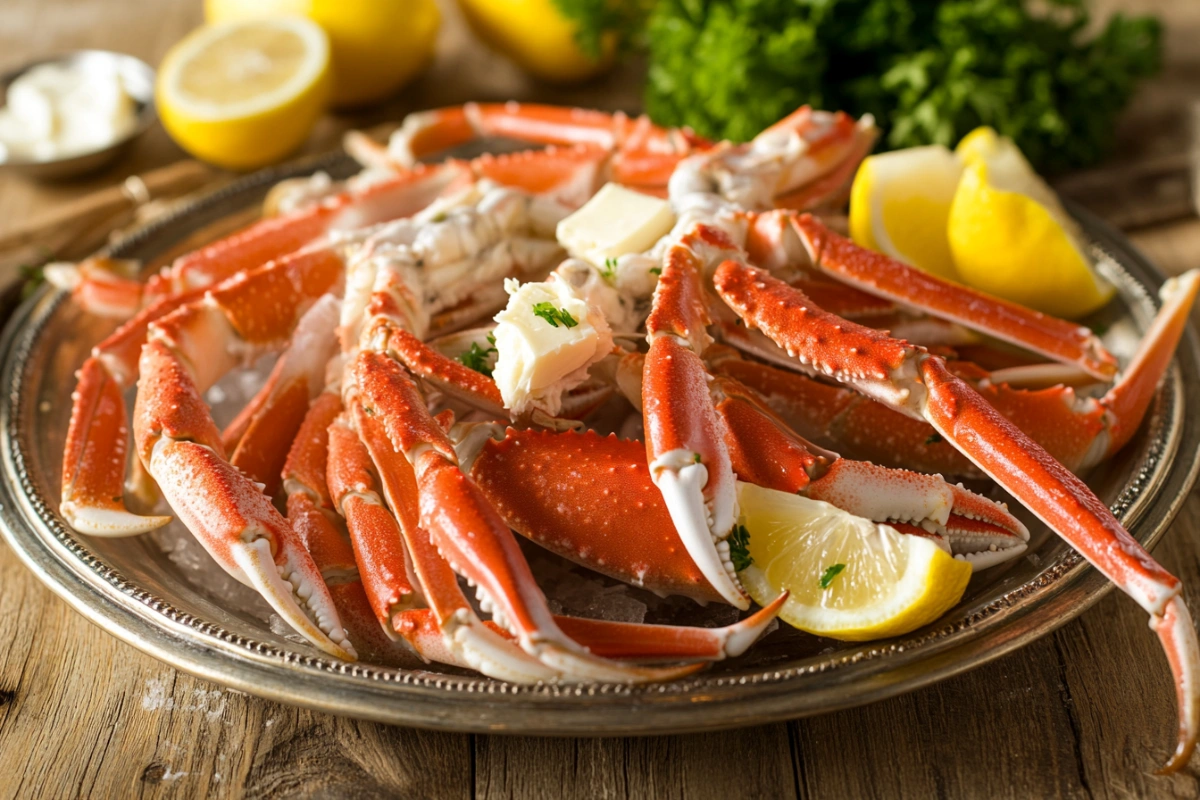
[
  {"x1": 649, "y1": 266, "x2": 663, "y2": 276},
  {"x1": 457, "y1": 341, "x2": 497, "y2": 378},
  {"x1": 729, "y1": 524, "x2": 753, "y2": 572},
  {"x1": 601, "y1": 257, "x2": 619, "y2": 281},
  {"x1": 819, "y1": 563, "x2": 846, "y2": 590},
  {"x1": 532, "y1": 301, "x2": 580, "y2": 329},
  {"x1": 693, "y1": 452, "x2": 702, "y2": 463},
  {"x1": 925, "y1": 432, "x2": 943, "y2": 446}
]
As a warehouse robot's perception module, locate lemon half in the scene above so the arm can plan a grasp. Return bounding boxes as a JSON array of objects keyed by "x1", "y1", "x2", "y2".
[
  {"x1": 849, "y1": 145, "x2": 962, "y2": 281},
  {"x1": 205, "y1": 0, "x2": 440, "y2": 107},
  {"x1": 736, "y1": 482, "x2": 972, "y2": 641},
  {"x1": 157, "y1": 18, "x2": 331, "y2": 170},
  {"x1": 948, "y1": 128, "x2": 1115, "y2": 319}
]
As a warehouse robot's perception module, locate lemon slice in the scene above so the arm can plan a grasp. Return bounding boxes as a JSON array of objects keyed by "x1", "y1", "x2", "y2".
[
  {"x1": 948, "y1": 127, "x2": 1115, "y2": 319},
  {"x1": 849, "y1": 145, "x2": 962, "y2": 281},
  {"x1": 736, "y1": 482, "x2": 972, "y2": 641},
  {"x1": 157, "y1": 18, "x2": 331, "y2": 170}
]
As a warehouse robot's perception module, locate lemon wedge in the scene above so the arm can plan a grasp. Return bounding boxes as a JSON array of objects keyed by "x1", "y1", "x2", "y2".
[
  {"x1": 204, "y1": 0, "x2": 440, "y2": 107},
  {"x1": 157, "y1": 18, "x2": 331, "y2": 170},
  {"x1": 849, "y1": 145, "x2": 962, "y2": 280},
  {"x1": 736, "y1": 482, "x2": 972, "y2": 641},
  {"x1": 948, "y1": 127, "x2": 1114, "y2": 318}
]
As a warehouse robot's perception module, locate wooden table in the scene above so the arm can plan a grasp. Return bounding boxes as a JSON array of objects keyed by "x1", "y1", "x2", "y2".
[{"x1": 2, "y1": 1, "x2": 1200, "y2": 797}]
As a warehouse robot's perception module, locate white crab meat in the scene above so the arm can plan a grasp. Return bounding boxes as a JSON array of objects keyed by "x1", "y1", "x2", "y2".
[
  {"x1": 556, "y1": 183, "x2": 676, "y2": 269},
  {"x1": 492, "y1": 277, "x2": 613, "y2": 416}
]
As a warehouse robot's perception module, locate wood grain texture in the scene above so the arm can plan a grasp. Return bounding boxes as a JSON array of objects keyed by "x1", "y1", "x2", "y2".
[{"x1": 3, "y1": 0, "x2": 1200, "y2": 798}]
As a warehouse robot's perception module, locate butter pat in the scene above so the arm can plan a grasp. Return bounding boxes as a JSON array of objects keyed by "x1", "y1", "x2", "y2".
[
  {"x1": 492, "y1": 277, "x2": 613, "y2": 417},
  {"x1": 556, "y1": 183, "x2": 675, "y2": 268}
]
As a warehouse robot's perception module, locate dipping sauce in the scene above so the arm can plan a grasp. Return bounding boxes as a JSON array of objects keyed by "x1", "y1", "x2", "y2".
[{"x1": 0, "y1": 60, "x2": 138, "y2": 163}]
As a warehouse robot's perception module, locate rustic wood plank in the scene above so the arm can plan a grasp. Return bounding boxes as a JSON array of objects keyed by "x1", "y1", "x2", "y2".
[
  {"x1": 1052, "y1": 493, "x2": 1200, "y2": 799},
  {"x1": 476, "y1": 726, "x2": 798, "y2": 800},
  {"x1": 789, "y1": 636, "x2": 1090, "y2": 800}
]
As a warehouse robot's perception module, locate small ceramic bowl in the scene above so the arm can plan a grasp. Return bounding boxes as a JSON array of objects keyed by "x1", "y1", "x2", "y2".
[{"x1": 0, "y1": 50, "x2": 157, "y2": 181}]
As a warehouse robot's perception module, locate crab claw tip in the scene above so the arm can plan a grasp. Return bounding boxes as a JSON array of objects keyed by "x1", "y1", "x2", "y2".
[
  {"x1": 233, "y1": 537, "x2": 357, "y2": 661},
  {"x1": 60, "y1": 504, "x2": 172, "y2": 537}
]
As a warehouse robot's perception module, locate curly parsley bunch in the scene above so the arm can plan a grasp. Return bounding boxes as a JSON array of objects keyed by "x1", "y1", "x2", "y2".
[{"x1": 643, "y1": 0, "x2": 1161, "y2": 171}]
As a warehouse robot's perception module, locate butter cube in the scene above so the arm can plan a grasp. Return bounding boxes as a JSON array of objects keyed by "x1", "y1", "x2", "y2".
[
  {"x1": 556, "y1": 183, "x2": 676, "y2": 268},
  {"x1": 492, "y1": 278, "x2": 613, "y2": 417}
]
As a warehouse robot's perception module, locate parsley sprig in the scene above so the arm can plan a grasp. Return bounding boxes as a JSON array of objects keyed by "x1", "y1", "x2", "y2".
[
  {"x1": 644, "y1": 0, "x2": 1161, "y2": 172},
  {"x1": 729, "y1": 524, "x2": 753, "y2": 572},
  {"x1": 457, "y1": 333, "x2": 498, "y2": 378},
  {"x1": 532, "y1": 302, "x2": 579, "y2": 329}
]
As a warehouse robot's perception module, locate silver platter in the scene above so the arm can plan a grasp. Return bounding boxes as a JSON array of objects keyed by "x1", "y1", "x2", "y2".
[{"x1": 2, "y1": 152, "x2": 1198, "y2": 734}]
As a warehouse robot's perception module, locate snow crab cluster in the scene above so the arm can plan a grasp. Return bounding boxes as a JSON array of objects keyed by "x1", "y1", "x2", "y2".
[{"x1": 55, "y1": 103, "x2": 1200, "y2": 769}]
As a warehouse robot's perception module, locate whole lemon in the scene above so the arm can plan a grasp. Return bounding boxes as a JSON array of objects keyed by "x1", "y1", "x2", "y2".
[
  {"x1": 205, "y1": 0, "x2": 440, "y2": 107},
  {"x1": 455, "y1": 0, "x2": 616, "y2": 84}
]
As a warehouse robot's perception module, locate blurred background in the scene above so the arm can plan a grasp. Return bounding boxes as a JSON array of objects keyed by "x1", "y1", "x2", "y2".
[{"x1": 0, "y1": 0, "x2": 1195, "y2": 292}]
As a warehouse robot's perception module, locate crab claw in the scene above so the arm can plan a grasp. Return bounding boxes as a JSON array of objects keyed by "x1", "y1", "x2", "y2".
[
  {"x1": 134, "y1": 318, "x2": 354, "y2": 659},
  {"x1": 643, "y1": 228, "x2": 750, "y2": 610},
  {"x1": 61, "y1": 357, "x2": 171, "y2": 535},
  {"x1": 152, "y1": 439, "x2": 355, "y2": 661}
]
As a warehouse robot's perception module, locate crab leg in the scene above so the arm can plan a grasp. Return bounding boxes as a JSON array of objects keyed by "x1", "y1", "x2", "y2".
[
  {"x1": 781, "y1": 214, "x2": 1119, "y2": 380},
  {"x1": 326, "y1": 410, "x2": 421, "y2": 635},
  {"x1": 707, "y1": 340, "x2": 979, "y2": 479},
  {"x1": 714, "y1": 257, "x2": 1200, "y2": 771},
  {"x1": 351, "y1": 349, "x2": 704, "y2": 682},
  {"x1": 643, "y1": 228, "x2": 747, "y2": 608},
  {"x1": 61, "y1": 244, "x2": 344, "y2": 535},
  {"x1": 52, "y1": 163, "x2": 470, "y2": 319},
  {"x1": 226, "y1": 294, "x2": 342, "y2": 495},
  {"x1": 715, "y1": 267, "x2": 1200, "y2": 476},
  {"x1": 711, "y1": 375, "x2": 1027, "y2": 567},
  {"x1": 396, "y1": 594, "x2": 785, "y2": 668},
  {"x1": 281, "y1": 392, "x2": 402, "y2": 660},
  {"x1": 386, "y1": 102, "x2": 710, "y2": 191}
]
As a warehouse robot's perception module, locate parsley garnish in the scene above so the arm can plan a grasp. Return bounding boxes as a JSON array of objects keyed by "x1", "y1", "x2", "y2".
[
  {"x1": 925, "y1": 432, "x2": 943, "y2": 446},
  {"x1": 693, "y1": 452, "x2": 702, "y2": 463},
  {"x1": 601, "y1": 257, "x2": 618, "y2": 282},
  {"x1": 532, "y1": 302, "x2": 579, "y2": 329},
  {"x1": 729, "y1": 524, "x2": 753, "y2": 572},
  {"x1": 549, "y1": 0, "x2": 651, "y2": 58},
  {"x1": 644, "y1": 0, "x2": 1161, "y2": 172},
  {"x1": 819, "y1": 563, "x2": 846, "y2": 589},
  {"x1": 649, "y1": 266, "x2": 662, "y2": 276},
  {"x1": 457, "y1": 341, "x2": 497, "y2": 377}
]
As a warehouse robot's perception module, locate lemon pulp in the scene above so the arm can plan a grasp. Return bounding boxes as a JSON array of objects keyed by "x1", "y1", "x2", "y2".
[
  {"x1": 157, "y1": 18, "x2": 331, "y2": 170},
  {"x1": 737, "y1": 482, "x2": 972, "y2": 641}
]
